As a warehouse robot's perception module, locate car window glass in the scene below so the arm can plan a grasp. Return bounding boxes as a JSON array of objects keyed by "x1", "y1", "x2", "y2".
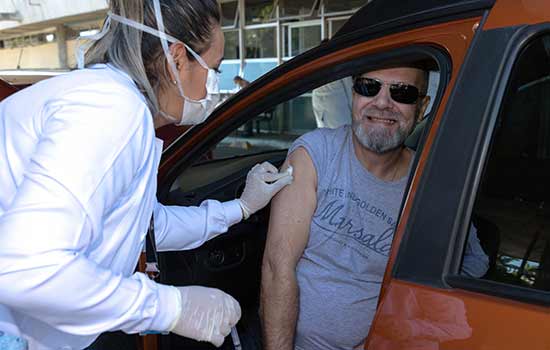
[
  {"x1": 461, "y1": 34, "x2": 550, "y2": 291},
  {"x1": 211, "y1": 71, "x2": 440, "y2": 160},
  {"x1": 169, "y1": 59, "x2": 442, "y2": 200},
  {"x1": 211, "y1": 81, "x2": 346, "y2": 160}
]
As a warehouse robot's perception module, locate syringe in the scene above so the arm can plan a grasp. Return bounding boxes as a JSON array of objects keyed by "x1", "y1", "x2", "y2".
[{"x1": 230, "y1": 326, "x2": 242, "y2": 350}]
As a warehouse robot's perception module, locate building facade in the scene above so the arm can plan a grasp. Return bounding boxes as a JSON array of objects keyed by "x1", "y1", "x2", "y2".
[{"x1": 0, "y1": 0, "x2": 367, "y2": 89}]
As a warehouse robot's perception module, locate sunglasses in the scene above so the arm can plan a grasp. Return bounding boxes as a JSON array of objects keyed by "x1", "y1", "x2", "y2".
[{"x1": 353, "y1": 77, "x2": 425, "y2": 104}]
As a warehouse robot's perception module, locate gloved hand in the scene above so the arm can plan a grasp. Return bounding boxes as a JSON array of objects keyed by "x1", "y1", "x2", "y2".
[
  {"x1": 170, "y1": 286, "x2": 241, "y2": 347},
  {"x1": 238, "y1": 162, "x2": 293, "y2": 219}
]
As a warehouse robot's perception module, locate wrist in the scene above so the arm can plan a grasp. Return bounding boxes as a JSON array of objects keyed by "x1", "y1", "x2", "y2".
[
  {"x1": 149, "y1": 284, "x2": 181, "y2": 333},
  {"x1": 237, "y1": 199, "x2": 251, "y2": 220},
  {"x1": 223, "y1": 199, "x2": 246, "y2": 224},
  {"x1": 168, "y1": 286, "x2": 182, "y2": 331}
]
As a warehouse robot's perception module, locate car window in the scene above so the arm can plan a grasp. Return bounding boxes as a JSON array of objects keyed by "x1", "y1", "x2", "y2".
[
  {"x1": 210, "y1": 71, "x2": 440, "y2": 160},
  {"x1": 211, "y1": 82, "x2": 344, "y2": 160},
  {"x1": 461, "y1": 34, "x2": 550, "y2": 291},
  {"x1": 169, "y1": 53, "x2": 444, "y2": 202}
]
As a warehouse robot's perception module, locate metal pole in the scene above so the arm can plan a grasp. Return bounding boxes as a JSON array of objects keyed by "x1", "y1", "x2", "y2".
[
  {"x1": 56, "y1": 24, "x2": 68, "y2": 69},
  {"x1": 238, "y1": 0, "x2": 246, "y2": 76},
  {"x1": 320, "y1": 1, "x2": 326, "y2": 39},
  {"x1": 276, "y1": 1, "x2": 282, "y2": 65}
]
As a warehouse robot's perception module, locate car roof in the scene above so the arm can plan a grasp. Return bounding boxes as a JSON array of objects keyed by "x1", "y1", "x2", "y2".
[{"x1": 335, "y1": 0, "x2": 496, "y2": 40}]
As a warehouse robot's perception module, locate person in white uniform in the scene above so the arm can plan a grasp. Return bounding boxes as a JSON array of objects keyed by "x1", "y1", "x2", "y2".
[
  {"x1": 312, "y1": 76, "x2": 353, "y2": 129},
  {"x1": 0, "y1": 0, "x2": 293, "y2": 349},
  {"x1": 311, "y1": 39, "x2": 353, "y2": 129}
]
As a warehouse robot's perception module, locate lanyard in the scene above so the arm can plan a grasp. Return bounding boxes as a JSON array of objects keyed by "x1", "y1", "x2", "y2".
[
  {"x1": 140, "y1": 214, "x2": 170, "y2": 336},
  {"x1": 145, "y1": 214, "x2": 160, "y2": 280}
]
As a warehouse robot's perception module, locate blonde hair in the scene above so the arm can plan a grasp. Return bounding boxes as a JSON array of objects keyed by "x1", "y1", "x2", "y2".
[{"x1": 85, "y1": 0, "x2": 221, "y2": 116}]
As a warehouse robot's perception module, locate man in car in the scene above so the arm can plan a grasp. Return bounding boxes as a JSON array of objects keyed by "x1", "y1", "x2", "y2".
[{"x1": 260, "y1": 64, "x2": 489, "y2": 350}]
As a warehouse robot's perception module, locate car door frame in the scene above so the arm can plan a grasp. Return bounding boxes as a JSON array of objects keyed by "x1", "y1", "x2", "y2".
[
  {"x1": 156, "y1": 17, "x2": 484, "y2": 197},
  {"x1": 370, "y1": 15, "x2": 550, "y2": 350},
  {"x1": 154, "y1": 14, "x2": 491, "y2": 350},
  {"x1": 392, "y1": 22, "x2": 550, "y2": 304}
]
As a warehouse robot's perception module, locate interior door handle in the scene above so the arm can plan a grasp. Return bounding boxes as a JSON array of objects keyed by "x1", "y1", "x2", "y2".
[{"x1": 205, "y1": 243, "x2": 246, "y2": 270}]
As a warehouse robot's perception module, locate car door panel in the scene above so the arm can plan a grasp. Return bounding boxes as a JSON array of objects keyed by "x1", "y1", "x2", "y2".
[
  {"x1": 371, "y1": 280, "x2": 550, "y2": 349},
  {"x1": 369, "y1": 16, "x2": 550, "y2": 350}
]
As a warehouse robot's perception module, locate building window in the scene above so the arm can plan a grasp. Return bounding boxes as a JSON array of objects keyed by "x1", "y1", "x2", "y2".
[
  {"x1": 461, "y1": 35, "x2": 550, "y2": 291},
  {"x1": 245, "y1": 27, "x2": 276, "y2": 58},
  {"x1": 224, "y1": 29, "x2": 240, "y2": 59},
  {"x1": 278, "y1": 0, "x2": 317, "y2": 18},
  {"x1": 221, "y1": 0, "x2": 239, "y2": 28},
  {"x1": 79, "y1": 29, "x2": 100, "y2": 37},
  {"x1": 284, "y1": 22, "x2": 321, "y2": 57},
  {"x1": 3, "y1": 33, "x2": 53, "y2": 48},
  {"x1": 45, "y1": 33, "x2": 55, "y2": 43},
  {"x1": 245, "y1": 0, "x2": 276, "y2": 25},
  {"x1": 328, "y1": 17, "x2": 349, "y2": 37}
]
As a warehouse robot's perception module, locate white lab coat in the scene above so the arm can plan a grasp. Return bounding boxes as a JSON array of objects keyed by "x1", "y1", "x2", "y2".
[{"x1": 0, "y1": 64, "x2": 243, "y2": 349}]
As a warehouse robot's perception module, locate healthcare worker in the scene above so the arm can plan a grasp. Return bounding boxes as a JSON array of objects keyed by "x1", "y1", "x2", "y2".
[{"x1": 0, "y1": 0, "x2": 293, "y2": 349}]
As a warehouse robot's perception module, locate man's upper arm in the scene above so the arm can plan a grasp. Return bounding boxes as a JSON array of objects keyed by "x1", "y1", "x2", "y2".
[{"x1": 264, "y1": 147, "x2": 318, "y2": 270}]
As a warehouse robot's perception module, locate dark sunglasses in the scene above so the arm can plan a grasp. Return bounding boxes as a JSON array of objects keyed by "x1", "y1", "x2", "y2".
[{"x1": 353, "y1": 77, "x2": 425, "y2": 104}]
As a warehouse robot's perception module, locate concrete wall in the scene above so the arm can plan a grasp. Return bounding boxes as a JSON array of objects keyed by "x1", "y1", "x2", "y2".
[
  {"x1": 0, "y1": 1, "x2": 108, "y2": 31},
  {"x1": 0, "y1": 39, "x2": 78, "y2": 69}
]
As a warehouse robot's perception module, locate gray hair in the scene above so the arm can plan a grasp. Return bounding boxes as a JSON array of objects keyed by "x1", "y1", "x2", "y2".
[{"x1": 85, "y1": 0, "x2": 221, "y2": 116}]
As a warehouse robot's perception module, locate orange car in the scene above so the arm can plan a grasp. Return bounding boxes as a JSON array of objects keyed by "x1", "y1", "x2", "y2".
[{"x1": 2, "y1": 0, "x2": 549, "y2": 349}]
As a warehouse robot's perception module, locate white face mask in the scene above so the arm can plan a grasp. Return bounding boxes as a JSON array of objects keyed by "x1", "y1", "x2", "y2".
[{"x1": 77, "y1": 0, "x2": 220, "y2": 126}]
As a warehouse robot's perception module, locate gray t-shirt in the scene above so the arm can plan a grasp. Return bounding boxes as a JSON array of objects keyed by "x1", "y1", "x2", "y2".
[{"x1": 288, "y1": 126, "x2": 411, "y2": 350}]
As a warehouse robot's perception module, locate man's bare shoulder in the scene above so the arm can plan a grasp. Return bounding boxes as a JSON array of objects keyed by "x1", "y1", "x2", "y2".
[{"x1": 282, "y1": 146, "x2": 317, "y2": 190}]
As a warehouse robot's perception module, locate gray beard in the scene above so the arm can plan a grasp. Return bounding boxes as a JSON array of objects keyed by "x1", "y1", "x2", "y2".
[{"x1": 352, "y1": 118, "x2": 412, "y2": 154}]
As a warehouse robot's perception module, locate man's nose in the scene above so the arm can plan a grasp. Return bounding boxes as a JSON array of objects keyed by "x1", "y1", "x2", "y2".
[{"x1": 371, "y1": 85, "x2": 392, "y2": 109}]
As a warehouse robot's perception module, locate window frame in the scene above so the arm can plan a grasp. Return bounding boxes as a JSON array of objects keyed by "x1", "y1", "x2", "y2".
[
  {"x1": 243, "y1": 23, "x2": 278, "y2": 59},
  {"x1": 283, "y1": 19, "x2": 322, "y2": 59},
  {"x1": 392, "y1": 22, "x2": 550, "y2": 307},
  {"x1": 158, "y1": 44, "x2": 450, "y2": 207},
  {"x1": 278, "y1": 0, "x2": 319, "y2": 20},
  {"x1": 220, "y1": 0, "x2": 240, "y2": 30},
  {"x1": 222, "y1": 29, "x2": 240, "y2": 60},
  {"x1": 244, "y1": 0, "x2": 277, "y2": 26},
  {"x1": 327, "y1": 16, "x2": 351, "y2": 38},
  {"x1": 449, "y1": 28, "x2": 550, "y2": 306}
]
